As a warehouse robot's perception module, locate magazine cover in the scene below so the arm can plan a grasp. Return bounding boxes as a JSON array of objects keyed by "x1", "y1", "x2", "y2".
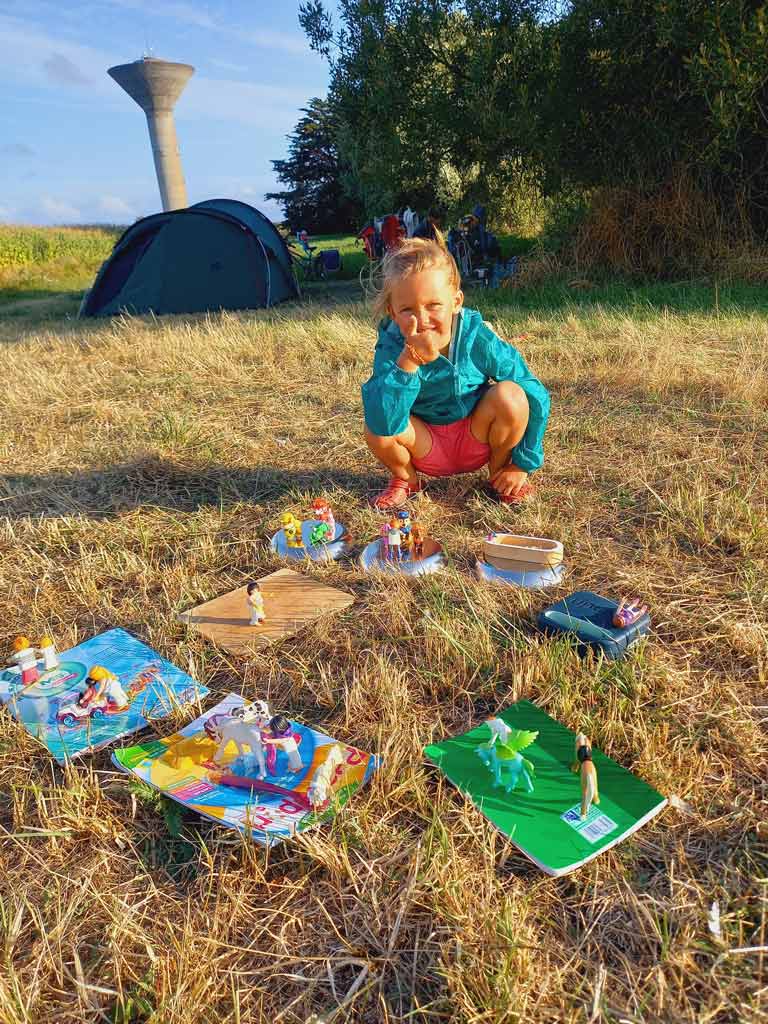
[
  {"x1": 0, "y1": 628, "x2": 208, "y2": 765},
  {"x1": 424, "y1": 700, "x2": 666, "y2": 876},
  {"x1": 112, "y1": 693, "x2": 380, "y2": 845}
]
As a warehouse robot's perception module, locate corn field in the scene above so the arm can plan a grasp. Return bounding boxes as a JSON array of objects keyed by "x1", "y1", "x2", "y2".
[{"x1": 0, "y1": 224, "x2": 122, "y2": 268}]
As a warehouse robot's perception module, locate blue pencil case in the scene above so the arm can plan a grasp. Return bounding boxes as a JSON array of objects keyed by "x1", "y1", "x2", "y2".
[{"x1": 537, "y1": 591, "x2": 651, "y2": 660}]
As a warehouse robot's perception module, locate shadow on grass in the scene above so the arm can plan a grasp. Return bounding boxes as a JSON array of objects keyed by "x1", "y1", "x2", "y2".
[{"x1": 0, "y1": 456, "x2": 379, "y2": 518}]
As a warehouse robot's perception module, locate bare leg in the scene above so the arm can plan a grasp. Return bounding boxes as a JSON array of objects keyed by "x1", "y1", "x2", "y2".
[
  {"x1": 365, "y1": 415, "x2": 432, "y2": 484},
  {"x1": 469, "y1": 381, "x2": 530, "y2": 477}
]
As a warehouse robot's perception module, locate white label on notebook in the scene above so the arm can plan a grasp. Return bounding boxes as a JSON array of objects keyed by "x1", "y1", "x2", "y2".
[{"x1": 561, "y1": 804, "x2": 618, "y2": 844}]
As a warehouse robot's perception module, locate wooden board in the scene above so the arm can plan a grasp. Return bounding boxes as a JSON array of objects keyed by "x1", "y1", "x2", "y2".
[{"x1": 178, "y1": 568, "x2": 355, "y2": 654}]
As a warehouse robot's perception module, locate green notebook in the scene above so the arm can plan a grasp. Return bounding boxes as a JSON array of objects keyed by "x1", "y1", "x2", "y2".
[{"x1": 424, "y1": 701, "x2": 666, "y2": 876}]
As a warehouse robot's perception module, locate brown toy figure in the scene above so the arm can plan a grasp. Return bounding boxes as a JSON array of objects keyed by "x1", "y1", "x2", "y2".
[
  {"x1": 571, "y1": 732, "x2": 600, "y2": 819},
  {"x1": 410, "y1": 520, "x2": 425, "y2": 559}
]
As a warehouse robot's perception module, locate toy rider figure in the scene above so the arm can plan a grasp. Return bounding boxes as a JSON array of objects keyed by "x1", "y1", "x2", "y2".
[{"x1": 80, "y1": 666, "x2": 129, "y2": 708}]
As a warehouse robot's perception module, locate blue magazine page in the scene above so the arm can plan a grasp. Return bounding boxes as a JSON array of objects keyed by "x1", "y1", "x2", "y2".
[{"x1": 0, "y1": 628, "x2": 208, "y2": 764}]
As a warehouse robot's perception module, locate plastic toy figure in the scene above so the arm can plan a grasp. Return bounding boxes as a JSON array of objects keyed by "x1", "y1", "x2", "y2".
[
  {"x1": 612, "y1": 597, "x2": 649, "y2": 629},
  {"x1": 86, "y1": 666, "x2": 129, "y2": 708},
  {"x1": 309, "y1": 521, "x2": 332, "y2": 547},
  {"x1": 476, "y1": 718, "x2": 538, "y2": 793},
  {"x1": 9, "y1": 636, "x2": 40, "y2": 688},
  {"x1": 410, "y1": 520, "x2": 425, "y2": 559},
  {"x1": 378, "y1": 521, "x2": 390, "y2": 560},
  {"x1": 311, "y1": 498, "x2": 335, "y2": 536},
  {"x1": 281, "y1": 512, "x2": 303, "y2": 548},
  {"x1": 36, "y1": 636, "x2": 59, "y2": 672},
  {"x1": 263, "y1": 714, "x2": 303, "y2": 773},
  {"x1": 210, "y1": 701, "x2": 270, "y2": 779},
  {"x1": 246, "y1": 581, "x2": 266, "y2": 625},
  {"x1": 571, "y1": 732, "x2": 600, "y2": 819},
  {"x1": 307, "y1": 744, "x2": 345, "y2": 808},
  {"x1": 387, "y1": 517, "x2": 403, "y2": 562}
]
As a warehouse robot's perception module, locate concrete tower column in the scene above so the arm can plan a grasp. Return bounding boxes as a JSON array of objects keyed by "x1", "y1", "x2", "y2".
[{"x1": 108, "y1": 57, "x2": 195, "y2": 212}]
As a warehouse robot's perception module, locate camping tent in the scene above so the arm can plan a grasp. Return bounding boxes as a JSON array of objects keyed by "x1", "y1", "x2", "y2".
[{"x1": 80, "y1": 198, "x2": 299, "y2": 317}]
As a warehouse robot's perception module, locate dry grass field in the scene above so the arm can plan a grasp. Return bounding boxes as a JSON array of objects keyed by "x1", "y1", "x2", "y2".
[{"x1": 0, "y1": 276, "x2": 766, "y2": 1023}]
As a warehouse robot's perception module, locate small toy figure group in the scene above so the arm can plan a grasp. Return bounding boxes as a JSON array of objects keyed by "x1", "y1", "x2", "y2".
[
  {"x1": 281, "y1": 498, "x2": 336, "y2": 550},
  {"x1": 379, "y1": 509, "x2": 425, "y2": 563},
  {"x1": 7, "y1": 635, "x2": 60, "y2": 687},
  {"x1": 209, "y1": 700, "x2": 304, "y2": 779},
  {"x1": 78, "y1": 665, "x2": 129, "y2": 710}
]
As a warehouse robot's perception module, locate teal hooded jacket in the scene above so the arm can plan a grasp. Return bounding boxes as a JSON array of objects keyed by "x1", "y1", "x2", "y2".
[{"x1": 361, "y1": 308, "x2": 550, "y2": 473}]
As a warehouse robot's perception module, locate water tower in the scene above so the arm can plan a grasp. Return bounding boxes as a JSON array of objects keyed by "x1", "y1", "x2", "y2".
[{"x1": 108, "y1": 57, "x2": 194, "y2": 211}]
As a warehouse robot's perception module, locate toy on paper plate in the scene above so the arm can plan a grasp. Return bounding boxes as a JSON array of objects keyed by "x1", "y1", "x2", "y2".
[
  {"x1": 360, "y1": 513, "x2": 445, "y2": 576},
  {"x1": 424, "y1": 700, "x2": 666, "y2": 876},
  {"x1": 246, "y1": 581, "x2": 266, "y2": 626},
  {"x1": 270, "y1": 500, "x2": 350, "y2": 562},
  {"x1": 0, "y1": 628, "x2": 208, "y2": 765},
  {"x1": 476, "y1": 532, "x2": 566, "y2": 588},
  {"x1": 113, "y1": 692, "x2": 380, "y2": 843},
  {"x1": 572, "y1": 732, "x2": 600, "y2": 819},
  {"x1": 538, "y1": 590, "x2": 651, "y2": 660},
  {"x1": 476, "y1": 718, "x2": 538, "y2": 793},
  {"x1": 178, "y1": 568, "x2": 355, "y2": 654}
]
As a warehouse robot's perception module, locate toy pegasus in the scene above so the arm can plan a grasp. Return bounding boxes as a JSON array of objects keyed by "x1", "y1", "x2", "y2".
[
  {"x1": 476, "y1": 717, "x2": 538, "y2": 793},
  {"x1": 571, "y1": 732, "x2": 600, "y2": 819}
]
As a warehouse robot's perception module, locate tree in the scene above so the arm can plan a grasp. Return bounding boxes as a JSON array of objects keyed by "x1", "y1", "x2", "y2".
[{"x1": 266, "y1": 97, "x2": 362, "y2": 233}]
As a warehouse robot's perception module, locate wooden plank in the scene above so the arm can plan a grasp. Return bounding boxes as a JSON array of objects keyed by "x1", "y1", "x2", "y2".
[{"x1": 178, "y1": 568, "x2": 355, "y2": 654}]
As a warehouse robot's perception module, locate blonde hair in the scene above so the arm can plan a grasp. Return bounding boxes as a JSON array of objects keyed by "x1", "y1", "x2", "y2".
[{"x1": 372, "y1": 231, "x2": 461, "y2": 320}]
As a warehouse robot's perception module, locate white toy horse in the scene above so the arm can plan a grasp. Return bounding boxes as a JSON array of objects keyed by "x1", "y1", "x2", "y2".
[
  {"x1": 211, "y1": 699, "x2": 271, "y2": 779},
  {"x1": 307, "y1": 744, "x2": 345, "y2": 808}
]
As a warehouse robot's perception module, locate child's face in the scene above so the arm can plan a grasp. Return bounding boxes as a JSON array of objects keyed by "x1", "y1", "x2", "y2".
[{"x1": 389, "y1": 267, "x2": 463, "y2": 348}]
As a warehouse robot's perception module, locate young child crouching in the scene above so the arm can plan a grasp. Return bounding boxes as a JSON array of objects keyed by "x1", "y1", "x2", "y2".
[{"x1": 362, "y1": 234, "x2": 550, "y2": 509}]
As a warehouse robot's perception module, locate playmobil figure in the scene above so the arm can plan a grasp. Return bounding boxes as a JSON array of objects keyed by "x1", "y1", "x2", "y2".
[
  {"x1": 571, "y1": 732, "x2": 600, "y2": 819},
  {"x1": 210, "y1": 700, "x2": 271, "y2": 779},
  {"x1": 36, "y1": 636, "x2": 59, "y2": 672},
  {"x1": 246, "y1": 581, "x2": 266, "y2": 625},
  {"x1": 612, "y1": 597, "x2": 649, "y2": 629},
  {"x1": 9, "y1": 636, "x2": 40, "y2": 687},
  {"x1": 309, "y1": 521, "x2": 332, "y2": 547},
  {"x1": 264, "y1": 714, "x2": 303, "y2": 773},
  {"x1": 281, "y1": 512, "x2": 304, "y2": 548},
  {"x1": 387, "y1": 518, "x2": 403, "y2": 561},
  {"x1": 311, "y1": 498, "x2": 336, "y2": 535},
  {"x1": 378, "y1": 521, "x2": 390, "y2": 560},
  {"x1": 86, "y1": 666, "x2": 129, "y2": 708},
  {"x1": 307, "y1": 743, "x2": 345, "y2": 808},
  {"x1": 476, "y1": 718, "x2": 538, "y2": 794},
  {"x1": 410, "y1": 520, "x2": 425, "y2": 559}
]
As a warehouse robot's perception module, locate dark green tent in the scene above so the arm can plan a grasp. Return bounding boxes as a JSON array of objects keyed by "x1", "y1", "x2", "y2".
[{"x1": 80, "y1": 198, "x2": 299, "y2": 317}]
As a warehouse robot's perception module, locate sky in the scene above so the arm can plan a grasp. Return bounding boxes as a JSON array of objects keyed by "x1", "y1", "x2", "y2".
[{"x1": 0, "y1": 1, "x2": 337, "y2": 225}]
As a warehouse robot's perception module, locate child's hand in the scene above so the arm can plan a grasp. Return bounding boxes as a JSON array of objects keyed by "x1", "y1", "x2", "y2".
[
  {"x1": 490, "y1": 465, "x2": 529, "y2": 497},
  {"x1": 401, "y1": 315, "x2": 442, "y2": 366}
]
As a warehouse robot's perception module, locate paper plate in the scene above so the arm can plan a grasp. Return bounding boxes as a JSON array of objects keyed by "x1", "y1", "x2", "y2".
[
  {"x1": 359, "y1": 537, "x2": 445, "y2": 576},
  {"x1": 270, "y1": 520, "x2": 350, "y2": 562},
  {"x1": 475, "y1": 558, "x2": 566, "y2": 589}
]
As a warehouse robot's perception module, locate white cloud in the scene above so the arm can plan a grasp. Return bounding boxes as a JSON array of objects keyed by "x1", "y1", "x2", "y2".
[
  {"x1": 0, "y1": 142, "x2": 36, "y2": 158},
  {"x1": 208, "y1": 58, "x2": 248, "y2": 74},
  {"x1": 238, "y1": 29, "x2": 311, "y2": 57},
  {"x1": 98, "y1": 195, "x2": 137, "y2": 220},
  {"x1": 43, "y1": 51, "x2": 91, "y2": 86},
  {"x1": 40, "y1": 196, "x2": 82, "y2": 222}
]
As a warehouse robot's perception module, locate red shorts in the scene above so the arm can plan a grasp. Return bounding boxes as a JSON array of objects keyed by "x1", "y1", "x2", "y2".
[{"x1": 411, "y1": 415, "x2": 490, "y2": 478}]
